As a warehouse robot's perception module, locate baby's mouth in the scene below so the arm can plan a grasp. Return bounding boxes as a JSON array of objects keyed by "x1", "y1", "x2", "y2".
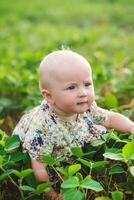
[{"x1": 77, "y1": 102, "x2": 88, "y2": 105}]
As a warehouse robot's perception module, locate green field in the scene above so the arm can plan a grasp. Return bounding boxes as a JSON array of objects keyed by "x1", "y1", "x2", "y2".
[
  {"x1": 0, "y1": 1, "x2": 134, "y2": 199},
  {"x1": 0, "y1": 0, "x2": 134, "y2": 118}
]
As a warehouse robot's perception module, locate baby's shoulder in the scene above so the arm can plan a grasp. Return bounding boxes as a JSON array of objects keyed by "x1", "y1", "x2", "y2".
[
  {"x1": 86, "y1": 101, "x2": 109, "y2": 124},
  {"x1": 13, "y1": 102, "x2": 44, "y2": 137}
]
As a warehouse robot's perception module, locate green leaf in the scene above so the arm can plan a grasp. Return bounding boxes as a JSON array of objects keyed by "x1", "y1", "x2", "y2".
[
  {"x1": 76, "y1": 173, "x2": 83, "y2": 182},
  {"x1": 57, "y1": 166, "x2": 68, "y2": 176},
  {"x1": 63, "y1": 188, "x2": 83, "y2": 200},
  {"x1": 0, "y1": 155, "x2": 4, "y2": 167},
  {"x1": 80, "y1": 179, "x2": 104, "y2": 192},
  {"x1": 129, "y1": 133, "x2": 134, "y2": 140},
  {"x1": 83, "y1": 151, "x2": 96, "y2": 157},
  {"x1": 78, "y1": 158, "x2": 92, "y2": 168},
  {"x1": 12, "y1": 169, "x2": 22, "y2": 178},
  {"x1": 108, "y1": 132, "x2": 122, "y2": 142},
  {"x1": 111, "y1": 191, "x2": 123, "y2": 200},
  {"x1": 105, "y1": 148, "x2": 121, "y2": 154},
  {"x1": 92, "y1": 160, "x2": 109, "y2": 168},
  {"x1": 68, "y1": 164, "x2": 81, "y2": 176},
  {"x1": 101, "y1": 132, "x2": 112, "y2": 141},
  {"x1": 103, "y1": 152, "x2": 124, "y2": 161},
  {"x1": 0, "y1": 130, "x2": 5, "y2": 140},
  {"x1": 42, "y1": 155, "x2": 55, "y2": 165},
  {"x1": 129, "y1": 166, "x2": 134, "y2": 176},
  {"x1": 0, "y1": 169, "x2": 13, "y2": 181},
  {"x1": 71, "y1": 147, "x2": 83, "y2": 157},
  {"x1": 61, "y1": 177, "x2": 79, "y2": 189},
  {"x1": 10, "y1": 151, "x2": 24, "y2": 162},
  {"x1": 4, "y1": 135, "x2": 20, "y2": 153},
  {"x1": 53, "y1": 156, "x2": 65, "y2": 164},
  {"x1": 0, "y1": 98, "x2": 13, "y2": 108},
  {"x1": 104, "y1": 93, "x2": 118, "y2": 108},
  {"x1": 36, "y1": 182, "x2": 52, "y2": 194},
  {"x1": 95, "y1": 197, "x2": 111, "y2": 200},
  {"x1": 21, "y1": 169, "x2": 33, "y2": 178},
  {"x1": 109, "y1": 165, "x2": 125, "y2": 175},
  {"x1": 20, "y1": 185, "x2": 35, "y2": 192},
  {"x1": 90, "y1": 139, "x2": 105, "y2": 147},
  {"x1": 122, "y1": 141, "x2": 134, "y2": 161}
]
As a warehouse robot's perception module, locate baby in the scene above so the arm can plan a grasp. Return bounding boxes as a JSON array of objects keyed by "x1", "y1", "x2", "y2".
[{"x1": 13, "y1": 50, "x2": 134, "y2": 198}]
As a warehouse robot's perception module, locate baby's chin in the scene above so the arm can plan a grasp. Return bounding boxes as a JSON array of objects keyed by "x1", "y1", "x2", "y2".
[{"x1": 76, "y1": 108, "x2": 90, "y2": 114}]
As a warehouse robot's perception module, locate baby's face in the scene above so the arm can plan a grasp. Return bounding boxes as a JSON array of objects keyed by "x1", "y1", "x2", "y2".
[{"x1": 43, "y1": 51, "x2": 95, "y2": 118}]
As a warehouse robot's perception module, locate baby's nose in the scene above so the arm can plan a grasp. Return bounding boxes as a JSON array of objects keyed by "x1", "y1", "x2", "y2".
[{"x1": 78, "y1": 87, "x2": 87, "y2": 97}]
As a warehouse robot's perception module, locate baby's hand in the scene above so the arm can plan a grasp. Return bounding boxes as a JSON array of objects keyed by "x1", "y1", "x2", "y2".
[
  {"x1": 43, "y1": 188, "x2": 64, "y2": 200},
  {"x1": 131, "y1": 126, "x2": 134, "y2": 134}
]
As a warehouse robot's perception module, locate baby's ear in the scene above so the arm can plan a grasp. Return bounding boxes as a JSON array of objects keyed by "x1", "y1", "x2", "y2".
[{"x1": 41, "y1": 89, "x2": 54, "y2": 104}]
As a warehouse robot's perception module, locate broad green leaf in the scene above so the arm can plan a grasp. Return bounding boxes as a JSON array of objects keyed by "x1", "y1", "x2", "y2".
[
  {"x1": 71, "y1": 147, "x2": 83, "y2": 157},
  {"x1": 0, "y1": 140, "x2": 5, "y2": 146},
  {"x1": 0, "y1": 130, "x2": 5, "y2": 140},
  {"x1": 61, "y1": 177, "x2": 79, "y2": 188},
  {"x1": 84, "y1": 175, "x2": 91, "y2": 180},
  {"x1": 109, "y1": 165, "x2": 125, "y2": 175},
  {"x1": 103, "y1": 152, "x2": 124, "y2": 161},
  {"x1": 95, "y1": 197, "x2": 111, "y2": 200},
  {"x1": 76, "y1": 172, "x2": 83, "y2": 181},
  {"x1": 83, "y1": 151, "x2": 96, "y2": 157},
  {"x1": 105, "y1": 148, "x2": 121, "y2": 154},
  {"x1": 90, "y1": 139, "x2": 105, "y2": 147},
  {"x1": 122, "y1": 141, "x2": 134, "y2": 161},
  {"x1": 80, "y1": 179, "x2": 104, "y2": 192},
  {"x1": 57, "y1": 166, "x2": 68, "y2": 176},
  {"x1": 0, "y1": 98, "x2": 13, "y2": 108},
  {"x1": 92, "y1": 160, "x2": 109, "y2": 168},
  {"x1": 78, "y1": 158, "x2": 92, "y2": 168},
  {"x1": 10, "y1": 151, "x2": 24, "y2": 162},
  {"x1": 20, "y1": 185, "x2": 35, "y2": 192},
  {"x1": 101, "y1": 132, "x2": 112, "y2": 141},
  {"x1": 36, "y1": 182, "x2": 52, "y2": 194},
  {"x1": 68, "y1": 164, "x2": 81, "y2": 176},
  {"x1": 121, "y1": 110, "x2": 132, "y2": 118},
  {"x1": 104, "y1": 93, "x2": 118, "y2": 108},
  {"x1": 0, "y1": 155, "x2": 4, "y2": 166},
  {"x1": 111, "y1": 191, "x2": 123, "y2": 200},
  {"x1": 12, "y1": 170, "x2": 22, "y2": 178},
  {"x1": 129, "y1": 133, "x2": 134, "y2": 140},
  {"x1": 63, "y1": 188, "x2": 83, "y2": 200},
  {"x1": 43, "y1": 155, "x2": 55, "y2": 165},
  {"x1": 0, "y1": 169, "x2": 13, "y2": 181},
  {"x1": 21, "y1": 169, "x2": 33, "y2": 178},
  {"x1": 4, "y1": 135, "x2": 20, "y2": 153},
  {"x1": 108, "y1": 132, "x2": 122, "y2": 142},
  {"x1": 129, "y1": 166, "x2": 134, "y2": 176},
  {"x1": 54, "y1": 156, "x2": 65, "y2": 164}
]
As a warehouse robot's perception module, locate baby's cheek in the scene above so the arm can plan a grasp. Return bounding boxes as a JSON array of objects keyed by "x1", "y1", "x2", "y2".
[{"x1": 63, "y1": 99, "x2": 75, "y2": 108}]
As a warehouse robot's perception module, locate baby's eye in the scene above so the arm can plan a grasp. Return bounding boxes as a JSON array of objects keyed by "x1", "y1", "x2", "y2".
[
  {"x1": 85, "y1": 82, "x2": 91, "y2": 87},
  {"x1": 67, "y1": 85, "x2": 75, "y2": 90}
]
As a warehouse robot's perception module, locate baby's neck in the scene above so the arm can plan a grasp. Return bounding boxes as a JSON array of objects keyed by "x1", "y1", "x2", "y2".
[
  {"x1": 58, "y1": 114, "x2": 78, "y2": 122},
  {"x1": 49, "y1": 104, "x2": 78, "y2": 122}
]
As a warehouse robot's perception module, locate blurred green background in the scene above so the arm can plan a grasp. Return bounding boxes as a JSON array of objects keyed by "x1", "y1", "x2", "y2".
[{"x1": 0, "y1": 0, "x2": 134, "y2": 133}]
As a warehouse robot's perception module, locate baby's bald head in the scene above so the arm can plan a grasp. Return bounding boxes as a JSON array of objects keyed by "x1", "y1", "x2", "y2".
[{"x1": 39, "y1": 50, "x2": 91, "y2": 91}]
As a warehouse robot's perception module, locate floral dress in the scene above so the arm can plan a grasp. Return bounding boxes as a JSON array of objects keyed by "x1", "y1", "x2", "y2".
[{"x1": 13, "y1": 100, "x2": 109, "y2": 162}]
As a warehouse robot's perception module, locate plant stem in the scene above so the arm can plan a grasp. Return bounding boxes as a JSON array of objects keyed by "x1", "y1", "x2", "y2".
[
  {"x1": 1, "y1": 166, "x2": 25, "y2": 200},
  {"x1": 108, "y1": 175, "x2": 112, "y2": 192},
  {"x1": 52, "y1": 166, "x2": 64, "y2": 182}
]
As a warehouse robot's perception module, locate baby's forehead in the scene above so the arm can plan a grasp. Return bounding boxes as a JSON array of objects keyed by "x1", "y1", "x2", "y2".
[
  {"x1": 39, "y1": 50, "x2": 91, "y2": 89},
  {"x1": 40, "y1": 50, "x2": 90, "y2": 72}
]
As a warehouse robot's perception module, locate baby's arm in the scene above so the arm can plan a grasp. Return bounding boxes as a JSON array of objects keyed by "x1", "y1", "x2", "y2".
[
  {"x1": 31, "y1": 159, "x2": 64, "y2": 199},
  {"x1": 101, "y1": 109, "x2": 134, "y2": 133},
  {"x1": 31, "y1": 158, "x2": 49, "y2": 182}
]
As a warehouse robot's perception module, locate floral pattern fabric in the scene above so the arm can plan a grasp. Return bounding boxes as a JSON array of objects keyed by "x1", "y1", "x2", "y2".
[{"x1": 13, "y1": 100, "x2": 109, "y2": 161}]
